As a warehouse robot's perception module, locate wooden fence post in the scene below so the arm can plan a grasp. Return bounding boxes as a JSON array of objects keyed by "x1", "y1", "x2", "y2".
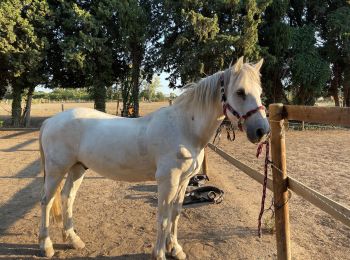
[{"x1": 269, "y1": 103, "x2": 291, "y2": 260}]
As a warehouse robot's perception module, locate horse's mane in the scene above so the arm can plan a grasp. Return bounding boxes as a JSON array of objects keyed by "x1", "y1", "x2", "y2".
[
  {"x1": 173, "y1": 69, "x2": 230, "y2": 112},
  {"x1": 174, "y1": 64, "x2": 261, "y2": 112}
]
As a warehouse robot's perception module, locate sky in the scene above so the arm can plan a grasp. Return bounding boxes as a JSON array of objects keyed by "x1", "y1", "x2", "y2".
[{"x1": 158, "y1": 73, "x2": 182, "y2": 96}]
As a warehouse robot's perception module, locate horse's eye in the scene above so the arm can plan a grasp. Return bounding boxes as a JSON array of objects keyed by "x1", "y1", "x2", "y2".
[{"x1": 236, "y1": 89, "x2": 246, "y2": 98}]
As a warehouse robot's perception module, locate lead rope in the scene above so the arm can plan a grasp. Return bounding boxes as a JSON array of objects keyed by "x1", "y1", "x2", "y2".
[
  {"x1": 256, "y1": 137, "x2": 270, "y2": 237},
  {"x1": 212, "y1": 119, "x2": 235, "y2": 145}
]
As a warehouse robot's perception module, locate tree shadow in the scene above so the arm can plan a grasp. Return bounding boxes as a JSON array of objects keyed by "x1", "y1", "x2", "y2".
[
  {"x1": 0, "y1": 129, "x2": 38, "y2": 139},
  {"x1": 0, "y1": 115, "x2": 48, "y2": 128},
  {"x1": 180, "y1": 225, "x2": 272, "y2": 241},
  {"x1": 128, "y1": 183, "x2": 157, "y2": 192},
  {"x1": 124, "y1": 194, "x2": 158, "y2": 207},
  {"x1": 1, "y1": 138, "x2": 37, "y2": 152},
  {"x1": 0, "y1": 159, "x2": 41, "y2": 236},
  {"x1": 68, "y1": 253, "x2": 150, "y2": 259},
  {"x1": 125, "y1": 184, "x2": 158, "y2": 207},
  {"x1": 0, "y1": 243, "x2": 149, "y2": 259},
  {"x1": 0, "y1": 242, "x2": 68, "y2": 257},
  {"x1": 14, "y1": 159, "x2": 41, "y2": 178}
]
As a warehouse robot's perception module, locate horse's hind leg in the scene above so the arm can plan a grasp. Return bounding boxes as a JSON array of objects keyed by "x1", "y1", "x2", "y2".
[
  {"x1": 39, "y1": 166, "x2": 66, "y2": 258},
  {"x1": 61, "y1": 163, "x2": 86, "y2": 249}
]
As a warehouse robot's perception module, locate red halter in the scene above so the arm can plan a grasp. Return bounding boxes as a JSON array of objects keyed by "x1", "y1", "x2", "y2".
[
  {"x1": 220, "y1": 74, "x2": 265, "y2": 131},
  {"x1": 223, "y1": 103, "x2": 266, "y2": 131}
]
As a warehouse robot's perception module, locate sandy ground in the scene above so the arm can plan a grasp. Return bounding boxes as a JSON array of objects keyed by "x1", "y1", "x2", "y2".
[{"x1": 0, "y1": 102, "x2": 349, "y2": 259}]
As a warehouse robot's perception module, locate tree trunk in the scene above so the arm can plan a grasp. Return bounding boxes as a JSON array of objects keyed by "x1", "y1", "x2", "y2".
[
  {"x1": 11, "y1": 84, "x2": 22, "y2": 127},
  {"x1": 22, "y1": 86, "x2": 34, "y2": 127},
  {"x1": 343, "y1": 66, "x2": 350, "y2": 107},
  {"x1": 116, "y1": 92, "x2": 120, "y2": 116},
  {"x1": 93, "y1": 83, "x2": 106, "y2": 112},
  {"x1": 121, "y1": 81, "x2": 130, "y2": 117},
  {"x1": 130, "y1": 43, "x2": 143, "y2": 117},
  {"x1": 272, "y1": 72, "x2": 285, "y2": 104},
  {"x1": 330, "y1": 63, "x2": 340, "y2": 106}
]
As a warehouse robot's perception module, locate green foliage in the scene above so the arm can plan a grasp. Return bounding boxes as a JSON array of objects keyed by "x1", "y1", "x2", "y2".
[
  {"x1": 140, "y1": 76, "x2": 161, "y2": 101},
  {"x1": 0, "y1": 0, "x2": 50, "y2": 124},
  {"x1": 153, "y1": 0, "x2": 270, "y2": 87},
  {"x1": 169, "y1": 93, "x2": 177, "y2": 100},
  {"x1": 38, "y1": 89, "x2": 91, "y2": 101},
  {"x1": 154, "y1": 91, "x2": 166, "y2": 102},
  {"x1": 5, "y1": 88, "x2": 92, "y2": 101},
  {"x1": 259, "y1": 0, "x2": 292, "y2": 104},
  {"x1": 289, "y1": 26, "x2": 330, "y2": 105}
]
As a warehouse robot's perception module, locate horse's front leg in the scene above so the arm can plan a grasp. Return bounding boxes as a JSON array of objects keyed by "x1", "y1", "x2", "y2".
[
  {"x1": 166, "y1": 150, "x2": 204, "y2": 259},
  {"x1": 165, "y1": 179, "x2": 189, "y2": 260},
  {"x1": 153, "y1": 168, "x2": 180, "y2": 260}
]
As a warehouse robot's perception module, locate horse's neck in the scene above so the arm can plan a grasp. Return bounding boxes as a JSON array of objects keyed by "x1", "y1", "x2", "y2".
[
  {"x1": 176, "y1": 74, "x2": 225, "y2": 149},
  {"x1": 191, "y1": 105, "x2": 224, "y2": 148}
]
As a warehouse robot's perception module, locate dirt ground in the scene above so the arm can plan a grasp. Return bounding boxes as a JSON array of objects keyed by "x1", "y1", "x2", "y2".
[{"x1": 0, "y1": 102, "x2": 349, "y2": 259}]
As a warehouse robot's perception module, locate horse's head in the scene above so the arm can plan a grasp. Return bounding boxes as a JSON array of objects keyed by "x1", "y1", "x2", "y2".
[{"x1": 223, "y1": 57, "x2": 270, "y2": 144}]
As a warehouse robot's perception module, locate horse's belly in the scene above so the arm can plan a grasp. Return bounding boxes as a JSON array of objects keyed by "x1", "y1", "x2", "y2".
[
  {"x1": 78, "y1": 120, "x2": 157, "y2": 181},
  {"x1": 86, "y1": 159, "x2": 156, "y2": 182}
]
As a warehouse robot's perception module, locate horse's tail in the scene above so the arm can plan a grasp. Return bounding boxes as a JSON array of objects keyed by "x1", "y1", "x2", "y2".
[{"x1": 39, "y1": 122, "x2": 63, "y2": 223}]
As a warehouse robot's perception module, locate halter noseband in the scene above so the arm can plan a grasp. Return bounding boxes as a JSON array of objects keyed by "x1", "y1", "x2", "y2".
[{"x1": 220, "y1": 74, "x2": 265, "y2": 131}]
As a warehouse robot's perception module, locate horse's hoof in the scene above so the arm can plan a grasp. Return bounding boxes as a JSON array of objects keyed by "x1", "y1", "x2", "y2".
[
  {"x1": 151, "y1": 250, "x2": 166, "y2": 260},
  {"x1": 172, "y1": 249, "x2": 186, "y2": 260},
  {"x1": 40, "y1": 247, "x2": 55, "y2": 258},
  {"x1": 166, "y1": 243, "x2": 173, "y2": 254},
  {"x1": 72, "y1": 237, "x2": 85, "y2": 249},
  {"x1": 151, "y1": 255, "x2": 166, "y2": 260}
]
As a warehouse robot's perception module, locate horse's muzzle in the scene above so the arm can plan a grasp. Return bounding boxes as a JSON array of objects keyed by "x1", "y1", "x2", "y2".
[{"x1": 246, "y1": 118, "x2": 270, "y2": 144}]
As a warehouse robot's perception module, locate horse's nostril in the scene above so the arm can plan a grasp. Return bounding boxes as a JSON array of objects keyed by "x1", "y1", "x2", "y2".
[{"x1": 256, "y1": 128, "x2": 264, "y2": 138}]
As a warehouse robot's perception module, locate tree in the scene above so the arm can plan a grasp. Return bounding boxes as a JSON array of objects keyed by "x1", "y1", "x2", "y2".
[
  {"x1": 155, "y1": 91, "x2": 165, "y2": 101},
  {"x1": 46, "y1": 0, "x2": 127, "y2": 112},
  {"x1": 323, "y1": 4, "x2": 350, "y2": 106},
  {"x1": 118, "y1": 0, "x2": 164, "y2": 117},
  {"x1": 152, "y1": 0, "x2": 270, "y2": 89},
  {"x1": 259, "y1": 0, "x2": 291, "y2": 104},
  {"x1": 289, "y1": 25, "x2": 330, "y2": 105},
  {"x1": 0, "y1": 0, "x2": 50, "y2": 126},
  {"x1": 141, "y1": 75, "x2": 161, "y2": 101}
]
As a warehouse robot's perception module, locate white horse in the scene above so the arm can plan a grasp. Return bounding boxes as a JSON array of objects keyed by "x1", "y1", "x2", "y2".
[{"x1": 38, "y1": 57, "x2": 270, "y2": 259}]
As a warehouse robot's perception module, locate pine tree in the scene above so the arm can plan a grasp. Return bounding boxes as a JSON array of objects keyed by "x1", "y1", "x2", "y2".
[{"x1": 154, "y1": 0, "x2": 270, "y2": 88}]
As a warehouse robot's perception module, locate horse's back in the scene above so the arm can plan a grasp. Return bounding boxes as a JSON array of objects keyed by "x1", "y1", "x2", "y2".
[{"x1": 41, "y1": 107, "x2": 157, "y2": 180}]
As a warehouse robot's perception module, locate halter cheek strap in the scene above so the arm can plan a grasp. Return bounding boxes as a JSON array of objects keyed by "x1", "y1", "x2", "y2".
[{"x1": 220, "y1": 74, "x2": 265, "y2": 131}]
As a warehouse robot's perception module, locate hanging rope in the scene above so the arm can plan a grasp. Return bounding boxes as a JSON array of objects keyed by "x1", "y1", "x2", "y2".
[
  {"x1": 212, "y1": 121, "x2": 279, "y2": 237},
  {"x1": 256, "y1": 138, "x2": 270, "y2": 237},
  {"x1": 212, "y1": 118, "x2": 235, "y2": 145}
]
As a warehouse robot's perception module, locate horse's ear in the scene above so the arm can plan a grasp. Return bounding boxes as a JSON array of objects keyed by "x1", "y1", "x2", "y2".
[
  {"x1": 254, "y1": 58, "x2": 264, "y2": 71},
  {"x1": 232, "y1": 56, "x2": 244, "y2": 72}
]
